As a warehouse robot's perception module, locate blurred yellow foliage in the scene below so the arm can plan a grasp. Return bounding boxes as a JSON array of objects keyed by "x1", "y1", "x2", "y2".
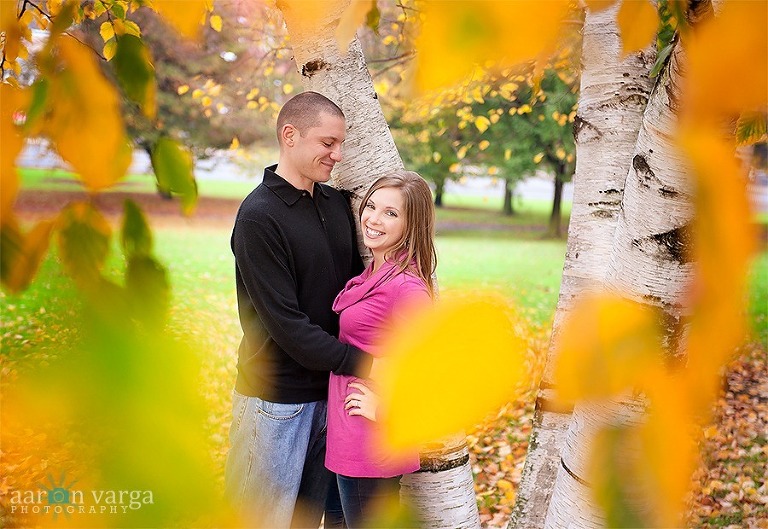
[
  {"x1": 0, "y1": 84, "x2": 30, "y2": 218},
  {"x1": 616, "y1": 0, "x2": 657, "y2": 56},
  {"x1": 40, "y1": 37, "x2": 132, "y2": 192},
  {"x1": 414, "y1": 0, "x2": 570, "y2": 91},
  {"x1": 152, "y1": 0, "x2": 209, "y2": 38},
  {"x1": 377, "y1": 294, "x2": 531, "y2": 451},
  {"x1": 554, "y1": 296, "x2": 664, "y2": 402}
]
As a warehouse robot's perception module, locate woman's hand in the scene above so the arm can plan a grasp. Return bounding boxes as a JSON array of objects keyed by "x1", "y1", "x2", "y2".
[{"x1": 345, "y1": 381, "x2": 379, "y2": 422}]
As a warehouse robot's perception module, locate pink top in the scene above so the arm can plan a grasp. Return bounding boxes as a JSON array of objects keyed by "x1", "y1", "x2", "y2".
[{"x1": 326, "y1": 260, "x2": 430, "y2": 478}]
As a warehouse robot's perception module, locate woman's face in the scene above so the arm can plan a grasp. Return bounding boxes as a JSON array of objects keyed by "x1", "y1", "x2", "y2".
[{"x1": 361, "y1": 187, "x2": 406, "y2": 260}]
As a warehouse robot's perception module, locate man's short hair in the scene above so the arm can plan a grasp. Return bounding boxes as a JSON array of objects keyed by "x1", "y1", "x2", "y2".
[{"x1": 275, "y1": 91, "x2": 345, "y2": 140}]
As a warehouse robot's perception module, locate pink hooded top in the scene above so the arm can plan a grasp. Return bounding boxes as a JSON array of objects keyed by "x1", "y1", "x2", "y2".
[{"x1": 325, "y1": 260, "x2": 430, "y2": 478}]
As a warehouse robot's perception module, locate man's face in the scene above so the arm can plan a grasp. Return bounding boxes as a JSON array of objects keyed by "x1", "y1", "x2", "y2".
[{"x1": 290, "y1": 112, "x2": 346, "y2": 185}]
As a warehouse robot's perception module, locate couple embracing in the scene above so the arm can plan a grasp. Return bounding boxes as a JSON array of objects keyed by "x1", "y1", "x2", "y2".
[{"x1": 225, "y1": 92, "x2": 436, "y2": 528}]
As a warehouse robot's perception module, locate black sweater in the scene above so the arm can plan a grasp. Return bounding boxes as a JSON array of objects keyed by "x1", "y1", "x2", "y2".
[{"x1": 231, "y1": 166, "x2": 370, "y2": 403}]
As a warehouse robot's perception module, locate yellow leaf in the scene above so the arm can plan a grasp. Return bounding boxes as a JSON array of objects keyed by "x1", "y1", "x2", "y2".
[
  {"x1": 617, "y1": 0, "x2": 657, "y2": 56},
  {"x1": 43, "y1": 36, "x2": 131, "y2": 191},
  {"x1": 677, "y1": 125, "x2": 756, "y2": 414},
  {"x1": 283, "y1": 83, "x2": 294, "y2": 95},
  {"x1": 177, "y1": 85, "x2": 190, "y2": 95},
  {"x1": 229, "y1": 137, "x2": 240, "y2": 150},
  {"x1": 504, "y1": 148, "x2": 511, "y2": 161},
  {"x1": 201, "y1": 96, "x2": 212, "y2": 107},
  {"x1": 682, "y1": 0, "x2": 767, "y2": 120},
  {"x1": 554, "y1": 295, "x2": 665, "y2": 402},
  {"x1": 479, "y1": 140, "x2": 490, "y2": 151},
  {"x1": 246, "y1": 101, "x2": 258, "y2": 110},
  {"x1": 378, "y1": 294, "x2": 530, "y2": 451},
  {"x1": 475, "y1": 116, "x2": 490, "y2": 133},
  {"x1": 414, "y1": 0, "x2": 570, "y2": 91},
  {"x1": 457, "y1": 145, "x2": 468, "y2": 160},
  {"x1": 100, "y1": 21, "x2": 115, "y2": 42},
  {"x1": 487, "y1": 166, "x2": 498, "y2": 175},
  {"x1": 448, "y1": 163, "x2": 460, "y2": 173},
  {"x1": 152, "y1": 0, "x2": 208, "y2": 38},
  {"x1": 533, "y1": 152, "x2": 544, "y2": 163},
  {"x1": 209, "y1": 14, "x2": 222, "y2": 32},
  {"x1": 103, "y1": 39, "x2": 117, "y2": 61},
  {"x1": 246, "y1": 88, "x2": 259, "y2": 100},
  {"x1": 0, "y1": 84, "x2": 31, "y2": 219},
  {"x1": 638, "y1": 376, "x2": 698, "y2": 527},
  {"x1": 335, "y1": 0, "x2": 373, "y2": 53},
  {"x1": 432, "y1": 151, "x2": 441, "y2": 163},
  {"x1": 192, "y1": 89, "x2": 204, "y2": 99}
]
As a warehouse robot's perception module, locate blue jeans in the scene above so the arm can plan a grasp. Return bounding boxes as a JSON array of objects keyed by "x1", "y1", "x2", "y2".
[
  {"x1": 224, "y1": 391, "x2": 333, "y2": 528},
  {"x1": 336, "y1": 475, "x2": 401, "y2": 529}
]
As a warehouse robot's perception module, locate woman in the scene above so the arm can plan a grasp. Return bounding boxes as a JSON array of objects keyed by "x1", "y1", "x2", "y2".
[{"x1": 325, "y1": 170, "x2": 437, "y2": 527}]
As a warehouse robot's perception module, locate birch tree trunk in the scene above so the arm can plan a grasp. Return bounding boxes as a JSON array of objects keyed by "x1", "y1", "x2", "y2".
[
  {"x1": 278, "y1": 3, "x2": 480, "y2": 527},
  {"x1": 544, "y1": 2, "x2": 705, "y2": 522},
  {"x1": 510, "y1": 2, "x2": 655, "y2": 526}
]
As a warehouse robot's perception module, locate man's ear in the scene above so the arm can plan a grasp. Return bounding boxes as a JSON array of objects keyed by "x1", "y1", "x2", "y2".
[{"x1": 280, "y1": 124, "x2": 297, "y2": 147}]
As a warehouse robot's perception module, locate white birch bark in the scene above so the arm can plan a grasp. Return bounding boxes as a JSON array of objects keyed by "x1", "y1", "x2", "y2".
[
  {"x1": 544, "y1": 13, "x2": 700, "y2": 527},
  {"x1": 510, "y1": 3, "x2": 655, "y2": 526},
  {"x1": 278, "y1": 3, "x2": 480, "y2": 527}
]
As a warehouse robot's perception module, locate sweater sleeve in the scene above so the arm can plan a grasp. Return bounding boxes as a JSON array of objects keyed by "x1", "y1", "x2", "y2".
[{"x1": 233, "y1": 216, "x2": 372, "y2": 377}]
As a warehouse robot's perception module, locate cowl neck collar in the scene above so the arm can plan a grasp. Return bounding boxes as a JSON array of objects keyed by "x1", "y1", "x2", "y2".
[{"x1": 332, "y1": 260, "x2": 402, "y2": 313}]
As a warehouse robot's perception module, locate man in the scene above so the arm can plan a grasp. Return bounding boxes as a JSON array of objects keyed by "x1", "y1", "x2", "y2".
[{"x1": 225, "y1": 92, "x2": 371, "y2": 528}]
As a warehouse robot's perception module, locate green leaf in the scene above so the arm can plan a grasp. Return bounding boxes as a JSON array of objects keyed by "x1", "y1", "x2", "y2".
[
  {"x1": 735, "y1": 112, "x2": 767, "y2": 146},
  {"x1": 650, "y1": 42, "x2": 674, "y2": 78},
  {"x1": 57, "y1": 202, "x2": 112, "y2": 285},
  {"x1": 126, "y1": 254, "x2": 169, "y2": 326},
  {"x1": 121, "y1": 199, "x2": 153, "y2": 257},
  {"x1": 113, "y1": 34, "x2": 156, "y2": 117},
  {"x1": 151, "y1": 138, "x2": 198, "y2": 215},
  {"x1": 0, "y1": 219, "x2": 55, "y2": 294},
  {"x1": 366, "y1": 2, "x2": 381, "y2": 32},
  {"x1": 111, "y1": 2, "x2": 126, "y2": 19},
  {"x1": 24, "y1": 79, "x2": 48, "y2": 132}
]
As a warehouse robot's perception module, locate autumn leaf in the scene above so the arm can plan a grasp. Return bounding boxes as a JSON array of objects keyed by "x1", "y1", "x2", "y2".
[
  {"x1": 209, "y1": 14, "x2": 223, "y2": 32},
  {"x1": 151, "y1": 0, "x2": 209, "y2": 39},
  {"x1": 377, "y1": 294, "x2": 530, "y2": 451},
  {"x1": 682, "y1": 0, "x2": 768, "y2": 121},
  {"x1": 336, "y1": 0, "x2": 375, "y2": 53},
  {"x1": 0, "y1": 84, "x2": 31, "y2": 219},
  {"x1": 414, "y1": 0, "x2": 571, "y2": 91},
  {"x1": 40, "y1": 36, "x2": 132, "y2": 191},
  {"x1": 616, "y1": 0, "x2": 658, "y2": 56},
  {"x1": 554, "y1": 295, "x2": 665, "y2": 402}
]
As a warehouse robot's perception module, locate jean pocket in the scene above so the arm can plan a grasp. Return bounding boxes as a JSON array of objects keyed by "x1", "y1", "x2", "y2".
[{"x1": 255, "y1": 400, "x2": 305, "y2": 421}]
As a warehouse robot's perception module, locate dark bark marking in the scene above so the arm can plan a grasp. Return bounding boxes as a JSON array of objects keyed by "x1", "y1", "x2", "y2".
[
  {"x1": 632, "y1": 223, "x2": 693, "y2": 265},
  {"x1": 599, "y1": 188, "x2": 622, "y2": 195},
  {"x1": 588, "y1": 200, "x2": 622, "y2": 207},
  {"x1": 573, "y1": 115, "x2": 602, "y2": 143},
  {"x1": 633, "y1": 153, "x2": 656, "y2": 188},
  {"x1": 659, "y1": 186, "x2": 679, "y2": 198},
  {"x1": 416, "y1": 454, "x2": 470, "y2": 473},
  {"x1": 301, "y1": 59, "x2": 329, "y2": 78},
  {"x1": 591, "y1": 209, "x2": 616, "y2": 219}
]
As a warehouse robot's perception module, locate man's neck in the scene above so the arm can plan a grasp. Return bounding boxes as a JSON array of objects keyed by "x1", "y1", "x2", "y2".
[{"x1": 273, "y1": 163, "x2": 313, "y2": 195}]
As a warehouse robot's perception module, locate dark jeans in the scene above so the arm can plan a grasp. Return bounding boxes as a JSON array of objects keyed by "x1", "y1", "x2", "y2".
[{"x1": 334, "y1": 474, "x2": 401, "y2": 529}]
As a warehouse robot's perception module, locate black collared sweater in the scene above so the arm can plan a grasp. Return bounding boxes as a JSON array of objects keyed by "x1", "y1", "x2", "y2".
[{"x1": 231, "y1": 165, "x2": 370, "y2": 403}]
